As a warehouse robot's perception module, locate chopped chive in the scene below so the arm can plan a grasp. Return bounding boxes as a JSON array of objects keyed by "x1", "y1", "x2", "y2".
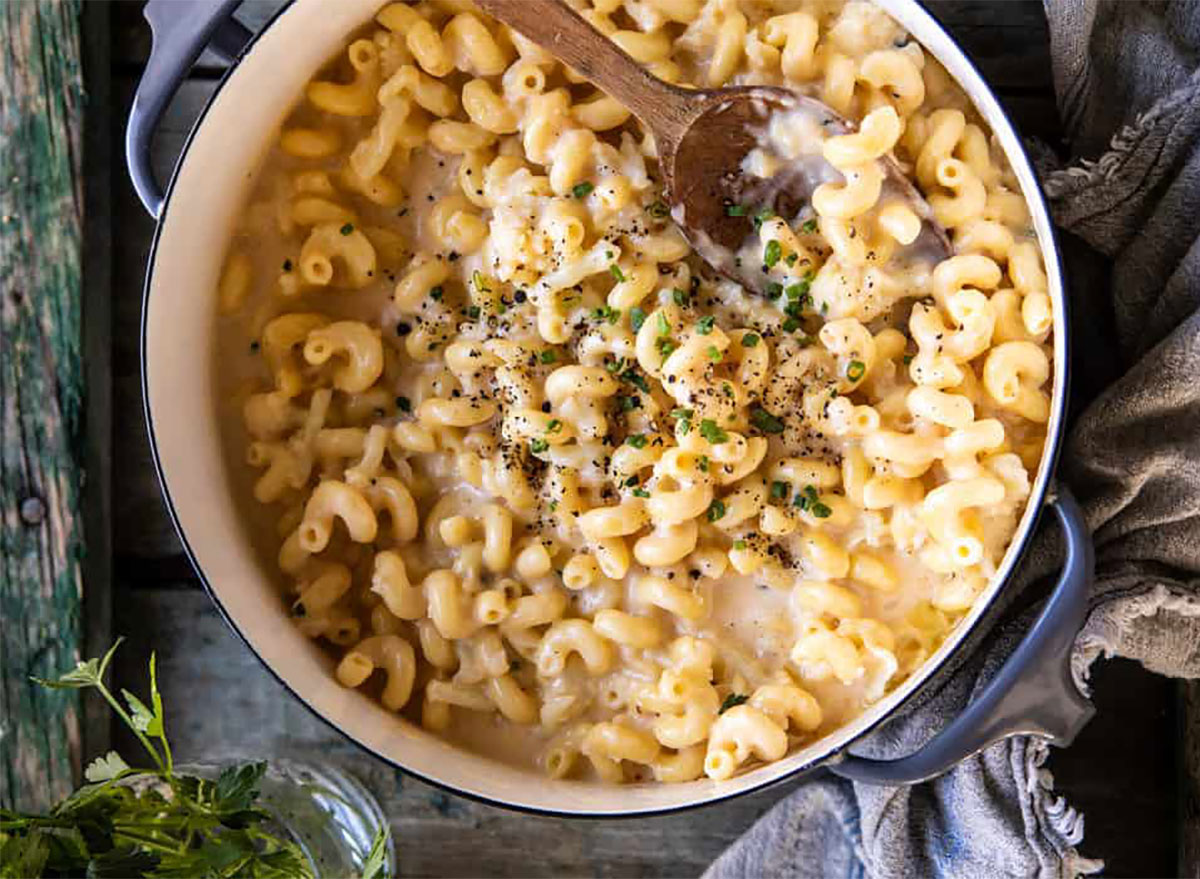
[
  {"x1": 672, "y1": 288, "x2": 689, "y2": 307},
  {"x1": 530, "y1": 438, "x2": 549, "y2": 453},
  {"x1": 647, "y1": 200, "x2": 670, "y2": 219},
  {"x1": 749, "y1": 405, "x2": 785, "y2": 434},
  {"x1": 540, "y1": 349, "x2": 557, "y2": 364},
  {"x1": 632, "y1": 488, "x2": 651, "y2": 498},
  {"x1": 465, "y1": 305, "x2": 481, "y2": 319},
  {"x1": 801, "y1": 218, "x2": 818, "y2": 234},
  {"x1": 782, "y1": 317, "x2": 801, "y2": 333},
  {"x1": 753, "y1": 207, "x2": 775, "y2": 230},
  {"x1": 572, "y1": 181, "x2": 595, "y2": 199},
  {"x1": 846, "y1": 359, "x2": 866, "y2": 382},
  {"x1": 770, "y1": 480, "x2": 789, "y2": 501},
  {"x1": 706, "y1": 345, "x2": 722, "y2": 362},
  {"x1": 707, "y1": 499, "x2": 726, "y2": 522},
  {"x1": 429, "y1": 285, "x2": 443, "y2": 301},
  {"x1": 733, "y1": 539, "x2": 747, "y2": 551},
  {"x1": 630, "y1": 307, "x2": 647, "y2": 332},
  {"x1": 473, "y1": 270, "x2": 491, "y2": 293},
  {"x1": 610, "y1": 264, "x2": 626, "y2": 282},
  {"x1": 742, "y1": 333, "x2": 760, "y2": 348},
  {"x1": 339, "y1": 222, "x2": 354, "y2": 235},
  {"x1": 765, "y1": 281, "x2": 783, "y2": 298},
  {"x1": 720, "y1": 692, "x2": 749, "y2": 713},
  {"x1": 700, "y1": 419, "x2": 728, "y2": 444},
  {"x1": 625, "y1": 474, "x2": 640, "y2": 487},
  {"x1": 696, "y1": 315, "x2": 716, "y2": 335},
  {"x1": 725, "y1": 203, "x2": 748, "y2": 217},
  {"x1": 656, "y1": 312, "x2": 671, "y2": 336},
  {"x1": 626, "y1": 434, "x2": 648, "y2": 449},
  {"x1": 698, "y1": 455, "x2": 709, "y2": 473},
  {"x1": 546, "y1": 419, "x2": 563, "y2": 434},
  {"x1": 592, "y1": 305, "x2": 621, "y2": 324},
  {"x1": 811, "y1": 501, "x2": 833, "y2": 518},
  {"x1": 763, "y1": 240, "x2": 782, "y2": 268}
]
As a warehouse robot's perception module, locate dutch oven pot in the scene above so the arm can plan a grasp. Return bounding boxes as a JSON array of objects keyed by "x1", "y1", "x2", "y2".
[{"x1": 129, "y1": 0, "x2": 1094, "y2": 814}]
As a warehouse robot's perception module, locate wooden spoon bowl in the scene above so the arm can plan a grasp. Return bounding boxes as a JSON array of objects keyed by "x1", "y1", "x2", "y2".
[{"x1": 474, "y1": 0, "x2": 950, "y2": 294}]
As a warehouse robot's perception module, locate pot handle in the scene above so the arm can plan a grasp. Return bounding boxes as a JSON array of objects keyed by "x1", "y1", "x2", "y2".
[
  {"x1": 126, "y1": 0, "x2": 252, "y2": 218},
  {"x1": 830, "y1": 486, "x2": 1095, "y2": 785}
]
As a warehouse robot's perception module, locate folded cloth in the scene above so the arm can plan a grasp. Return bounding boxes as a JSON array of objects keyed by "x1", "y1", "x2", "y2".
[{"x1": 704, "y1": 2, "x2": 1200, "y2": 877}]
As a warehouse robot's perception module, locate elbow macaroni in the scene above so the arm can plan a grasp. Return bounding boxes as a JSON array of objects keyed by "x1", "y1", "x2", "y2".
[{"x1": 218, "y1": 0, "x2": 1054, "y2": 785}]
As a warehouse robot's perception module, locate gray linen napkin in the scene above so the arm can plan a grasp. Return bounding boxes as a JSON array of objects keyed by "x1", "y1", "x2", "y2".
[{"x1": 705, "y1": 2, "x2": 1200, "y2": 877}]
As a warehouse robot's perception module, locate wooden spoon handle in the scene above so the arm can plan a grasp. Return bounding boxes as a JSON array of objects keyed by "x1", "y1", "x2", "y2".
[{"x1": 474, "y1": 0, "x2": 694, "y2": 143}]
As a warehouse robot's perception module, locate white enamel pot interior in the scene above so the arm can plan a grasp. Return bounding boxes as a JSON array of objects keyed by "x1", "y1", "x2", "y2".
[{"x1": 143, "y1": 0, "x2": 1069, "y2": 815}]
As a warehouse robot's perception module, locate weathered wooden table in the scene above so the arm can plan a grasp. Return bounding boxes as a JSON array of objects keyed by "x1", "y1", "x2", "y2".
[{"x1": 3, "y1": 2, "x2": 1197, "y2": 876}]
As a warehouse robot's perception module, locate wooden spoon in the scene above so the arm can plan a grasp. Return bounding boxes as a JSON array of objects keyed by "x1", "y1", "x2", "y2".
[{"x1": 473, "y1": 0, "x2": 950, "y2": 293}]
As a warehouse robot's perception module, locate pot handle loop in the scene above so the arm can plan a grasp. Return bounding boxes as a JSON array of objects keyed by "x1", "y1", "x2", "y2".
[
  {"x1": 830, "y1": 486, "x2": 1095, "y2": 785},
  {"x1": 126, "y1": 0, "x2": 251, "y2": 218}
]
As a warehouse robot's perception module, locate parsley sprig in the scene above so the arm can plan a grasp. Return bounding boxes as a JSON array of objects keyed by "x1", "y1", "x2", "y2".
[{"x1": 2, "y1": 640, "x2": 392, "y2": 879}]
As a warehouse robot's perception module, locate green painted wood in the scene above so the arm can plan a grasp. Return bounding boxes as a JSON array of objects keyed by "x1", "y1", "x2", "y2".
[{"x1": 0, "y1": 0, "x2": 86, "y2": 812}]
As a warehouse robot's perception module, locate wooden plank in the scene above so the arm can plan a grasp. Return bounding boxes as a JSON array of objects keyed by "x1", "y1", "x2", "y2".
[
  {"x1": 110, "y1": 0, "x2": 1054, "y2": 93},
  {"x1": 1183, "y1": 680, "x2": 1200, "y2": 878},
  {"x1": 80, "y1": 0, "x2": 114, "y2": 774},
  {"x1": 0, "y1": 0, "x2": 86, "y2": 811},
  {"x1": 111, "y1": 589, "x2": 794, "y2": 877}
]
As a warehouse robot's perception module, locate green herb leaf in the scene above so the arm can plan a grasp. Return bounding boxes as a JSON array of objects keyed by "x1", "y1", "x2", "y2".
[
  {"x1": 592, "y1": 305, "x2": 621, "y2": 324},
  {"x1": 571, "y1": 181, "x2": 595, "y2": 199},
  {"x1": 647, "y1": 200, "x2": 669, "y2": 219},
  {"x1": 630, "y1": 307, "x2": 647, "y2": 332},
  {"x1": 705, "y1": 345, "x2": 722, "y2": 362},
  {"x1": 429, "y1": 285, "x2": 443, "y2": 301},
  {"x1": 609, "y1": 264, "x2": 626, "y2": 282},
  {"x1": 339, "y1": 222, "x2": 354, "y2": 236},
  {"x1": 546, "y1": 419, "x2": 563, "y2": 434},
  {"x1": 763, "y1": 240, "x2": 782, "y2": 268},
  {"x1": 770, "y1": 480, "x2": 789, "y2": 501},
  {"x1": 707, "y1": 499, "x2": 726, "y2": 522},
  {"x1": 699, "y1": 419, "x2": 728, "y2": 444},
  {"x1": 472, "y1": 270, "x2": 491, "y2": 293},
  {"x1": 749, "y1": 405, "x2": 785, "y2": 434},
  {"x1": 733, "y1": 539, "x2": 747, "y2": 551},
  {"x1": 213, "y1": 762, "x2": 268, "y2": 817},
  {"x1": 540, "y1": 349, "x2": 557, "y2": 364},
  {"x1": 742, "y1": 333, "x2": 760, "y2": 348},
  {"x1": 632, "y1": 488, "x2": 650, "y2": 498},
  {"x1": 32, "y1": 638, "x2": 123, "y2": 690},
  {"x1": 696, "y1": 315, "x2": 716, "y2": 335},
  {"x1": 84, "y1": 751, "x2": 131, "y2": 784},
  {"x1": 801, "y1": 218, "x2": 818, "y2": 234},
  {"x1": 656, "y1": 312, "x2": 671, "y2": 337},
  {"x1": 361, "y1": 826, "x2": 393, "y2": 879},
  {"x1": 725, "y1": 203, "x2": 748, "y2": 217},
  {"x1": 810, "y1": 501, "x2": 833, "y2": 518},
  {"x1": 530, "y1": 438, "x2": 549, "y2": 454},
  {"x1": 846, "y1": 359, "x2": 866, "y2": 382},
  {"x1": 719, "y1": 693, "x2": 749, "y2": 714},
  {"x1": 626, "y1": 434, "x2": 648, "y2": 449},
  {"x1": 753, "y1": 207, "x2": 775, "y2": 230}
]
